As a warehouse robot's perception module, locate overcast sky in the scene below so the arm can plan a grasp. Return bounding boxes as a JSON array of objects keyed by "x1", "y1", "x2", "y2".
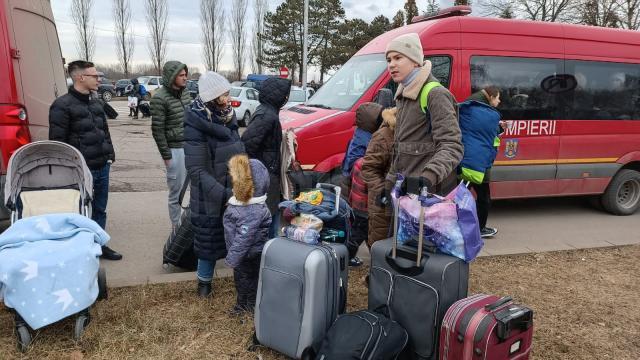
[{"x1": 51, "y1": 0, "x2": 454, "y2": 79}]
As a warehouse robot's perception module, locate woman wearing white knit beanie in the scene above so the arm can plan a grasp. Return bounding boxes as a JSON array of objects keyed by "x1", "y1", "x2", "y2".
[
  {"x1": 183, "y1": 70, "x2": 246, "y2": 298},
  {"x1": 383, "y1": 32, "x2": 463, "y2": 199}
]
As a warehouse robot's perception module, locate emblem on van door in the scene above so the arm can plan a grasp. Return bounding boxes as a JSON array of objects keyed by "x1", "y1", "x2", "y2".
[
  {"x1": 505, "y1": 139, "x2": 519, "y2": 159},
  {"x1": 541, "y1": 74, "x2": 577, "y2": 94}
]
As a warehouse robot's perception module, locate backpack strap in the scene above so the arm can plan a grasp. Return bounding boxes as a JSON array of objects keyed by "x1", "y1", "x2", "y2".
[{"x1": 419, "y1": 81, "x2": 443, "y2": 113}]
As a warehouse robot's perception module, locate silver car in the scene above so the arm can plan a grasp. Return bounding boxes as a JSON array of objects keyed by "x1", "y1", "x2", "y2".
[
  {"x1": 283, "y1": 86, "x2": 315, "y2": 109},
  {"x1": 230, "y1": 86, "x2": 260, "y2": 127}
]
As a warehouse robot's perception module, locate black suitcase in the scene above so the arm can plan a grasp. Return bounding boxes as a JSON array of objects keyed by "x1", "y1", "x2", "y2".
[
  {"x1": 139, "y1": 102, "x2": 151, "y2": 117},
  {"x1": 162, "y1": 180, "x2": 197, "y2": 270},
  {"x1": 368, "y1": 185, "x2": 469, "y2": 360}
]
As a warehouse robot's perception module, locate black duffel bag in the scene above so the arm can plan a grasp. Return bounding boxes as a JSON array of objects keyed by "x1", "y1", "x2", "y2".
[
  {"x1": 315, "y1": 308, "x2": 408, "y2": 360},
  {"x1": 162, "y1": 179, "x2": 197, "y2": 271}
]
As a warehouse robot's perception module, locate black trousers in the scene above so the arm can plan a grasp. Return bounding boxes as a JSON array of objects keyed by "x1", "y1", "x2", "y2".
[
  {"x1": 470, "y1": 181, "x2": 491, "y2": 229},
  {"x1": 348, "y1": 211, "x2": 368, "y2": 259},
  {"x1": 233, "y1": 255, "x2": 261, "y2": 308}
]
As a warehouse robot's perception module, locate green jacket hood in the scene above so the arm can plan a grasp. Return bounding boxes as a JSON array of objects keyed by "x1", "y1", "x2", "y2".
[{"x1": 162, "y1": 61, "x2": 188, "y2": 88}]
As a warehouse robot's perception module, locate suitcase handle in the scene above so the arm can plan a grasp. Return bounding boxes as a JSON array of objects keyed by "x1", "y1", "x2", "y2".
[
  {"x1": 484, "y1": 296, "x2": 512, "y2": 312},
  {"x1": 316, "y1": 182, "x2": 341, "y2": 214},
  {"x1": 385, "y1": 247, "x2": 427, "y2": 276},
  {"x1": 392, "y1": 182, "x2": 429, "y2": 267}
]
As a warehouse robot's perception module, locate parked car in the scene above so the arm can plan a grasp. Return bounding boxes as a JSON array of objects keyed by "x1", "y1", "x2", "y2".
[
  {"x1": 115, "y1": 79, "x2": 132, "y2": 97},
  {"x1": 97, "y1": 76, "x2": 115, "y2": 102},
  {"x1": 229, "y1": 86, "x2": 260, "y2": 127},
  {"x1": 0, "y1": 0, "x2": 67, "y2": 219},
  {"x1": 138, "y1": 75, "x2": 162, "y2": 93},
  {"x1": 283, "y1": 86, "x2": 315, "y2": 109},
  {"x1": 186, "y1": 80, "x2": 198, "y2": 100}
]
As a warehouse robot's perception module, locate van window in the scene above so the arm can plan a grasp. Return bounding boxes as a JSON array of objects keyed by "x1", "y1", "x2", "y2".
[
  {"x1": 566, "y1": 60, "x2": 640, "y2": 120},
  {"x1": 470, "y1": 56, "x2": 563, "y2": 120},
  {"x1": 306, "y1": 54, "x2": 388, "y2": 110},
  {"x1": 148, "y1": 78, "x2": 159, "y2": 86},
  {"x1": 428, "y1": 56, "x2": 452, "y2": 88}
]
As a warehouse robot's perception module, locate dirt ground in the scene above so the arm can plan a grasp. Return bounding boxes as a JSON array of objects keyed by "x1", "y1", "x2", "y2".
[{"x1": 1, "y1": 245, "x2": 638, "y2": 360}]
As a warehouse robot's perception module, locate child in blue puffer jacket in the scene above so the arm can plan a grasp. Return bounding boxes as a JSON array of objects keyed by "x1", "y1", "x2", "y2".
[{"x1": 223, "y1": 154, "x2": 272, "y2": 314}]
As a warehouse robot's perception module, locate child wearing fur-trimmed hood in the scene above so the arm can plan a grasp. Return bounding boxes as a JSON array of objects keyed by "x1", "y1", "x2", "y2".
[{"x1": 223, "y1": 154, "x2": 272, "y2": 314}]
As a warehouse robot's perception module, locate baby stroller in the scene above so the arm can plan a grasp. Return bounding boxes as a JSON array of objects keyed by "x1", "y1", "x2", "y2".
[
  {"x1": 0, "y1": 141, "x2": 108, "y2": 351},
  {"x1": 278, "y1": 183, "x2": 355, "y2": 250}
]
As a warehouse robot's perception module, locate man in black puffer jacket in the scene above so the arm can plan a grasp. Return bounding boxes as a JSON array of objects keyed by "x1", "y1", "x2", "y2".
[
  {"x1": 49, "y1": 60, "x2": 122, "y2": 260},
  {"x1": 241, "y1": 77, "x2": 291, "y2": 237}
]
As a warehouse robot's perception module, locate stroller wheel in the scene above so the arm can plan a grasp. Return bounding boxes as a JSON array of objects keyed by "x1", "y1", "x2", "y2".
[
  {"x1": 97, "y1": 267, "x2": 108, "y2": 300},
  {"x1": 73, "y1": 312, "x2": 91, "y2": 341},
  {"x1": 16, "y1": 325, "x2": 31, "y2": 352}
]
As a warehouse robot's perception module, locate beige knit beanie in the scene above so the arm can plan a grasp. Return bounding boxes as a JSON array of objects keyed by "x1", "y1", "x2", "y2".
[{"x1": 385, "y1": 33, "x2": 423, "y2": 65}]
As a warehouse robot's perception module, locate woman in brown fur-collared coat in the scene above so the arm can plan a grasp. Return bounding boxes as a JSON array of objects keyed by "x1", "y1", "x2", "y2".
[{"x1": 361, "y1": 108, "x2": 397, "y2": 247}]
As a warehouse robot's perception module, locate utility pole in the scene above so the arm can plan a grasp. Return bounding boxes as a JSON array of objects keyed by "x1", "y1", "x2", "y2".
[{"x1": 302, "y1": 0, "x2": 308, "y2": 91}]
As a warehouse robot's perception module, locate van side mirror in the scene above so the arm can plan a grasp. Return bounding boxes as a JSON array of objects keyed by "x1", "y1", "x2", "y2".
[{"x1": 374, "y1": 88, "x2": 394, "y2": 108}]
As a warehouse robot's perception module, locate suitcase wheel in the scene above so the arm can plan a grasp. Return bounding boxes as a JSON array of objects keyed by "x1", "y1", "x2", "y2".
[
  {"x1": 301, "y1": 346, "x2": 316, "y2": 360},
  {"x1": 247, "y1": 332, "x2": 259, "y2": 352}
]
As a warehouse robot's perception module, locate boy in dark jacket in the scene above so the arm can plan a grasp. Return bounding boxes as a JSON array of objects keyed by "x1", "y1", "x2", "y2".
[
  {"x1": 340, "y1": 102, "x2": 384, "y2": 266},
  {"x1": 224, "y1": 155, "x2": 272, "y2": 314},
  {"x1": 241, "y1": 77, "x2": 292, "y2": 237}
]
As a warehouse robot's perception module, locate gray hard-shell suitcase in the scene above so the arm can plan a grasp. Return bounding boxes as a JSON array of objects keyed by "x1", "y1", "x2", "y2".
[
  {"x1": 254, "y1": 237, "x2": 349, "y2": 359},
  {"x1": 368, "y1": 186, "x2": 469, "y2": 360}
]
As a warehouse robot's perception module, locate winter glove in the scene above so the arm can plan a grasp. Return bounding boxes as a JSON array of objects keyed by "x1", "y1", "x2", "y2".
[{"x1": 401, "y1": 176, "x2": 432, "y2": 195}]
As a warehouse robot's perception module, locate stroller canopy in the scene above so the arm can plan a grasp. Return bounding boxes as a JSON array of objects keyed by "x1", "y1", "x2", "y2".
[{"x1": 4, "y1": 141, "x2": 93, "y2": 208}]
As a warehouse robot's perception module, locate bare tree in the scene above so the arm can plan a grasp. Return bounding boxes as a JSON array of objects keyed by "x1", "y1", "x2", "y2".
[
  {"x1": 619, "y1": 0, "x2": 640, "y2": 29},
  {"x1": 113, "y1": 0, "x2": 134, "y2": 77},
  {"x1": 480, "y1": 0, "x2": 574, "y2": 22},
  {"x1": 251, "y1": 0, "x2": 268, "y2": 74},
  {"x1": 201, "y1": 0, "x2": 226, "y2": 71},
  {"x1": 71, "y1": 0, "x2": 95, "y2": 61},
  {"x1": 231, "y1": 0, "x2": 249, "y2": 80},
  {"x1": 577, "y1": 0, "x2": 622, "y2": 27},
  {"x1": 145, "y1": 0, "x2": 168, "y2": 75},
  {"x1": 520, "y1": 0, "x2": 574, "y2": 21}
]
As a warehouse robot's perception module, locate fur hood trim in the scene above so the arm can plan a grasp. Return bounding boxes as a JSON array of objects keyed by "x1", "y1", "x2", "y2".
[
  {"x1": 228, "y1": 154, "x2": 254, "y2": 203},
  {"x1": 381, "y1": 107, "x2": 397, "y2": 130}
]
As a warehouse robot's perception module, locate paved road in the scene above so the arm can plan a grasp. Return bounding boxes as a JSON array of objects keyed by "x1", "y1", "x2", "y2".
[{"x1": 94, "y1": 101, "x2": 640, "y2": 287}]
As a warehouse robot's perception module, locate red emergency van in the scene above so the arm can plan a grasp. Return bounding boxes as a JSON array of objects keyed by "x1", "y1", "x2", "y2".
[
  {"x1": 0, "y1": 0, "x2": 67, "y2": 218},
  {"x1": 280, "y1": 6, "x2": 640, "y2": 215}
]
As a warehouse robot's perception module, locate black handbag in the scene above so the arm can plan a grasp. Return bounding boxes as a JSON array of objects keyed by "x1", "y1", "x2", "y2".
[
  {"x1": 162, "y1": 179, "x2": 198, "y2": 270},
  {"x1": 102, "y1": 102, "x2": 119, "y2": 119}
]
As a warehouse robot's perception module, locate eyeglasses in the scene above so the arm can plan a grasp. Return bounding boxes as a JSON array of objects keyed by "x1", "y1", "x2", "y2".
[{"x1": 82, "y1": 74, "x2": 100, "y2": 79}]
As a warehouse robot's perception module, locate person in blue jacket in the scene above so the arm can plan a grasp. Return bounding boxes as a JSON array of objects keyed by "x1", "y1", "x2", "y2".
[{"x1": 459, "y1": 86, "x2": 506, "y2": 238}]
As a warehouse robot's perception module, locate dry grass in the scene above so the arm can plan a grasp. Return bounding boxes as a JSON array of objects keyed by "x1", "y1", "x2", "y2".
[{"x1": 1, "y1": 246, "x2": 638, "y2": 360}]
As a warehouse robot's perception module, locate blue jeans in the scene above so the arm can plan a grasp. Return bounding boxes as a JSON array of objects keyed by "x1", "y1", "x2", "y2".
[
  {"x1": 268, "y1": 211, "x2": 280, "y2": 239},
  {"x1": 197, "y1": 259, "x2": 216, "y2": 282},
  {"x1": 90, "y1": 163, "x2": 110, "y2": 230}
]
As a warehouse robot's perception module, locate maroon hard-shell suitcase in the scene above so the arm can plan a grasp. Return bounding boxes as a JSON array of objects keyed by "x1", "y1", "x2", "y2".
[{"x1": 439, "y1": 294, "x2": 533, "y2": 360}]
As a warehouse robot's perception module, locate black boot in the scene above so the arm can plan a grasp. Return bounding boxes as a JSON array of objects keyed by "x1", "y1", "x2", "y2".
[
  {"x1": 197, "y1": 280, "x2": 212, "y2": 298},
  {"x1": 100, "y1": 246, "x2": 123, "y2": 260}
]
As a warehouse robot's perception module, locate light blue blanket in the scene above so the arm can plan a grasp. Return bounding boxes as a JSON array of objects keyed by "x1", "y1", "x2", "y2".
[{"x1": 0, "y1": 213, "x2": 109, "y2": 329}]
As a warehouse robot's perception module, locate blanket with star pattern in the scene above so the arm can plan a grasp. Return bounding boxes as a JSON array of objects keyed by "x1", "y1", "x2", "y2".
[{"x1": 0, "y1": 214, "x2": 109, "y2": 329}]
